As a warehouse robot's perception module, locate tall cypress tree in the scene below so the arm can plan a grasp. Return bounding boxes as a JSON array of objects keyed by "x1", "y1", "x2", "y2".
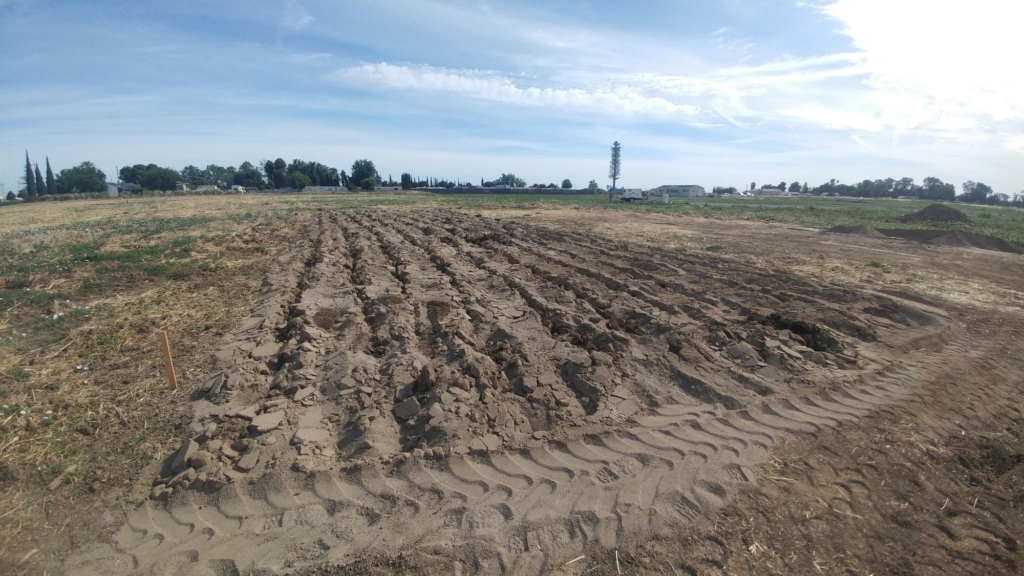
[
  {"x1": 45, "y1": 157, "x2": 55, "y2": 195},
  {"x1": 24, "y1": 152, "x2": 36, "y2": 197},
  {"x1": 35, "y1": 164, "x2": 46, "y2": 196}
]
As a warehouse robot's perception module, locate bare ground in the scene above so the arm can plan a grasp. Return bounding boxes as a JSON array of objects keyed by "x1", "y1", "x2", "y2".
[{"x1": 50, "y1": 208, "x2": 1024, "y2": 576}]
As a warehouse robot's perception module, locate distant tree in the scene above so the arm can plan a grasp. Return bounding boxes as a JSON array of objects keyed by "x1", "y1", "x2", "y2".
[
  {"x1": 958, "y1": 181, "x2": 994, "y2": 204},
  {"x1": 140, "y1": 166, "x2": 183, "y2": 191},
  {"x1": 561, "y1": 179, "x2": 573, "y2": 189},
  {"x1": 119, "y1": 164, "x2": 148, "y2": 185},
  {"x1": 750, "y1": 182, "x2": 756, "y2": 191},
  {"x1": 588, "y1": 179, "x2": 599, "y2": 190},
  {"x1": 787, "y1": 181, "x2": 801, "y2": 193},
  {"x1": 24, "y1": 152, "x2": 36, "y2": 197},
  {"x1": 34, "y1": 164, "x2": 46, "y2": 196},
  {"x1": 359, "y1": 177, "x2": 378, "y2": 191},
  {"x1": 45, "y1": 157, "x2": 55, "y2": 195},
  {"x1": 288, "y1": 171, "x2": 311, "y2": 190},
  {"x1": 234, "y1": 161, "x2": 266, "y2": 189},
  {"x1": 55, "y1": 162, "x2": 106, "y2": 193},
  {"x1": 400, "y1": 173, "x2": 413, "y2": 190},
  {"x1": 890, "y1": 177, "x2": 918, "y2": 198},
  {"x1": 263, "y1": 160, "x2": 275, "y2": 183},
  {"x1": 493, "y1": 173, "x2": 526, "y2": 187},
  {"x1": 921, "y1": 176, "x2": 955, "y2": 201},
  {"x1": 181, "y1": 165, "x2": 206, "y2": 188},
  {"x1": 778, "y1": 181, "x2": 787, "y2": 191},
  {"x1": 270, "y1": 158, "x2": 287, "y2": 188},
  {"x1": 6, "y1": 191, "x2": 15, "y2": 201},
  {"x1": 608, "y1": 141, "x2": 621, "y2": 190},
  {"x1": 801, "y1": 182, "x2": 809, "y2": 194},
  {"x1": 351, "y1": 159, "x2": 379, "y2": 187}
]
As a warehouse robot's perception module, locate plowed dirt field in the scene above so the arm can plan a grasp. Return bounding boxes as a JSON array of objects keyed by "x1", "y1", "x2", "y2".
[{"x1": 60, "y1": 209, "x2": 1023, "y2": 575}]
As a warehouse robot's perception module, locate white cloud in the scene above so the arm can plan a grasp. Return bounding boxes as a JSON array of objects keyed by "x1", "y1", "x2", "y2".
[
  {"x1": 282, "y1": 0, "x2": 313, "y2": 31},
  {"x1": 335, "y1": 62, "x2": 702, "y2": 120},
  {"x1": 819, "y1": 0, "x2": 1024, "y2": 127}
]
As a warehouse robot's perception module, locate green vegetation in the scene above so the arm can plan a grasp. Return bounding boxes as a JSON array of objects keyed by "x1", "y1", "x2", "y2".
[{"x1": 345, "y1": 194, "x2": 1022, "y2": 248}]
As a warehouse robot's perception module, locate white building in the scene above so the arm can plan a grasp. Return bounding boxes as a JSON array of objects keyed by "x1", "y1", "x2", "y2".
[
  {"x1": 105, "y1": 182, "x2": 141, "y2": 197},
  {"x1": 650, "y1": 184, "x2": 705, "y2": 198}
]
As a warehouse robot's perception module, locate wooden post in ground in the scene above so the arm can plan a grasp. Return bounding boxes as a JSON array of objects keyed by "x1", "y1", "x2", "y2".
[{"x1": 158, "y1": 330, "x2": 178, "y2": 390}]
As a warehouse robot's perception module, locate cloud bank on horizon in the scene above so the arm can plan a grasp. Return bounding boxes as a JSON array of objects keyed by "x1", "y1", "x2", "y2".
[{"x1": 0, "y1": 0, "x2": 1021, "y2": 192}]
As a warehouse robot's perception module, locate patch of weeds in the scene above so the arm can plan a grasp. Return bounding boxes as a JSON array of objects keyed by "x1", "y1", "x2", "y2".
[
  {"x1": 13, "y1": 366, "x2": 29, "y2": 382},
  {"x1": 141, "y1": 263, "x2": 172, "y2": 277},
  {"x1": 0, "y1": 403, "x2": 26, "y2": 417},
  {"x1": 128, "y1": 432, "x2": 149, "y2": 448},
  {"x1": 705, "y1": 244, "x2": 725, "y2": 252},
  {"x1": 867, "y1": 260, "x2": 891, "y2": 271},
  {"x1": 94, "y1": 330, "x2": 118, "y2": 349},
  {"x1": 171, "y1": 415, "x2": 191, "y2": 433}
]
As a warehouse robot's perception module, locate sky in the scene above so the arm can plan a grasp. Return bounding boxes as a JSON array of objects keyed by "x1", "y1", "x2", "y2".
[{"x1": 1, "y1": 0, "x2": 1022, "y2": 193}]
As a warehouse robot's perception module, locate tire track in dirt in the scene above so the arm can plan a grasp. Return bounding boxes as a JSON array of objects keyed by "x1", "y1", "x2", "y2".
[{"x1": 62, "y1": 210, "x2": 986, "y2": 576}]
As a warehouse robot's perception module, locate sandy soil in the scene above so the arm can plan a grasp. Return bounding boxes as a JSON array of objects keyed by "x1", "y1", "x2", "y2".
[{"x1": 55, "y1": 208, "x2": 1024, "y2": 575}]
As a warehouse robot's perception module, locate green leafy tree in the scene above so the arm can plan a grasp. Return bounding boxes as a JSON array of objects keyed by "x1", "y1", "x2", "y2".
[
  {"x1": 270, "y1": 158, "x2": 287, "y2": 188},
  {"x1": 787, "y1": 181, "x2": 801, "y2": 193},
  {"x1": 34, "y1": 164, "x2": 46, "y2": 196},
  {"x1": 750, "y1": 182, "x2": 756, "y2": 191},
  {"x1": 234, "y1": 161, "x2": 266, "y2": 189},
  {"x1": 56, "y1": 162, "x2": 107, "y2": 193},
  {"x1": 801, "y1": 182, "x2": 809, "y2": 194},
  {"x1": 119, "y1": 164, "x2": 155, "y2": 185},
  {"x1": 24, "y1": 152, "x2": 36, "y2": 197},
  {"x1": 561, "y1": 179, "x2": 572, "y2": 189},
  {"x1": 350, "y1": 159, "x2": 379, "y2": 187},
  {"x1": 400, "y1": 173, "x2": 413, "y2": 190},
  {"x1": 288, "y1": 171, "x2": 311, "y2": 190},
  {"x1": 958, "y1": 181, "x2": 994, "y2": 204},
  {"x1": 608, "y1": 141, "x2": 621, "y2": 190},
  {"x1": 921, "y1": 176, "x2": 955, "y2": 201},
  {"x1": 181, "y1": 165, "x2": 206, "y2": 188},
  {"x1": 140, "y1": 166, "x2": 182, "y2": 191},
  {"x1": 588, "y1": 179, "x2": 599, "y2": 190},
  {"x1": 45, "y1": 157, "x2": 55, "y2": 195}
]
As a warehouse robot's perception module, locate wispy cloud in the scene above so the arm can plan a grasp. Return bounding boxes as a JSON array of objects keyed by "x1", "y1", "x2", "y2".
[
  {"x1": 282, "y1": 0, "x2": 313, "y2": 31},
  {"x1": 335, "y1": 62, "x2": 702, "y2": 120}
]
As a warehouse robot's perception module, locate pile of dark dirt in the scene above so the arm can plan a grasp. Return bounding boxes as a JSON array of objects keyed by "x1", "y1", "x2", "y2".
[
  {"x1": 878, "y1": 229, "x2": 1022, "y2": 254},
  {"x1": 897, "y1": 203, "x2": 970, "y2": 224},
  {"x1": 825, "y1": 225, "x2": 886, "y2": 238}
]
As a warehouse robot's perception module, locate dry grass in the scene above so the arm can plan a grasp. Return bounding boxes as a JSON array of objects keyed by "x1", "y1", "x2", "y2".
[{"x1": 0, "y1": 197, "x2": 305, "y2": 573}]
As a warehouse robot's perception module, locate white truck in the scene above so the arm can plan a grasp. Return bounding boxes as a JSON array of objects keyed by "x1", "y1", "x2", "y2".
[{"x1": 621, "y1": 188, "x2": 645, "y2": 202}]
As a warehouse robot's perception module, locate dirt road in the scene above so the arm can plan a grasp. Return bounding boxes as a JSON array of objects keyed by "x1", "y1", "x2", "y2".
[{"x1": 61, "y1": 209, "x2": 1023, "y2": 575}]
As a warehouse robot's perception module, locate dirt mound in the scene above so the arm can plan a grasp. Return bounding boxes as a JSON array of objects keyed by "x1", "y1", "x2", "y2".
[
  {"x1": 878, "y1": 229, "x2": 1022, "y2": 254},
  {"x1": 897, "y1": 203, "x2": 970, "y2": 224},
  {"x1": 825, "y1": 225, "x2": 886, "y2": 238},
  {"x1": 64, "y1": 210, "x2": 954, "y2": 575},
  {"x1": 930, "y1": 230, "x2": 1022, "y2": 253}
]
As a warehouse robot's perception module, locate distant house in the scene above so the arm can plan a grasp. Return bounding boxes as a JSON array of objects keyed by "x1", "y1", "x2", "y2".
[
  {"x1": 244, "y1": 187, "x2": 259, "y2": 194},
  {"x1": 175, "y1": 181, "x2": 188, "y2": 192},
  {"x1": 756, "y1": 187, "x2": 784, "y2": 196},
  {"x1": 230, "y1": 185, "x2": 245, "y2": 193},
  {"x1": 106, "y1": 182, "x2": 142, "y2": 198},
  {"x1": 195, "y1": 185, "x2": 220, "y2": 192},
  {"x1": 303, "y1": 186, "x2": 346, "y2": 193},
  {"x1": 650, "y1": 184, "x2": 705, "y2": 198}
]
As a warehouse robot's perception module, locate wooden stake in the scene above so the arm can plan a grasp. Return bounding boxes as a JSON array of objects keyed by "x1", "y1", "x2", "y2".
[{"x1": 158, "y1": 330, "x2": 178, "y2": 390}]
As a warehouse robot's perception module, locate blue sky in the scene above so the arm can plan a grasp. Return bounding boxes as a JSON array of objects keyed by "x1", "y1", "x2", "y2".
[{"x1": 1, "y1": 0, "x2": 1021, "y2": 192}]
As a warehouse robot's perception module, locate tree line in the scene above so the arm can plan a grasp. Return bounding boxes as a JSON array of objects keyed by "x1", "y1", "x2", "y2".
[{"x1": 730, "y1": 177, "x2": 1023, "y2": 207}]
